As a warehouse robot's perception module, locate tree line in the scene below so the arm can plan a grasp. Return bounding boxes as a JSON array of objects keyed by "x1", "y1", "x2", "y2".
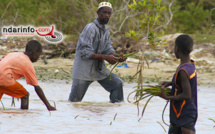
[{"x1": 0, "y1": 0, "x2": 214, "y2": 42}]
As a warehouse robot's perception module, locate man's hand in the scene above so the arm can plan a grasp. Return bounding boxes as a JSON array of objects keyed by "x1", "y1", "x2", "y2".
[
  {"x1": 110, "y1": 53, "x2": 127, "y2": 62},
  {"x1": 90, "y1": 53, "x2": 118, "y2": 64},
  {"x1": 90, "y1": 52, "x2": 127, "y2": 64},
  {"x1": 104, "y1": 55, "x2": 118, "y2": 65},
  {"x1": 116, "y1": 53, "x2": 127, "y2": 62}
]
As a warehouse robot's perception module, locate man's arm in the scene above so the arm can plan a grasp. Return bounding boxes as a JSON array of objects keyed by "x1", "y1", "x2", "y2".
[
  {"x1": 34, "y1": 86, "x2": 56, "y2": 111},
  {"x1": 109, "y1": 52, "x2": 127, "y2": 62},
  {"x1": 90, "y1": 53, "x2": 118, "y2": 65},
  {"x1": 159, "y1": 70, "x2": 191, "y2": 101}
]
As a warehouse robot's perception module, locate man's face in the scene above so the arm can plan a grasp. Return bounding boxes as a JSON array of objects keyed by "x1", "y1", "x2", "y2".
[{"x1": 97, "y1": 7, "x2": 112, "y2": 25}]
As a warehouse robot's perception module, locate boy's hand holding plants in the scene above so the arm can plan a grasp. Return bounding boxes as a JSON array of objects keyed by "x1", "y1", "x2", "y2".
[{"x1": 158, "y1": 81, "x2": 172, "y2": 100}]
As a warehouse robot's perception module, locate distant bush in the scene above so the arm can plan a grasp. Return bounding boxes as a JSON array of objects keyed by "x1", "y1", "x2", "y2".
[
  {"x1": 0, "y1": 0, "x2": 214, "y2": 40},
  {"x1": 172, "y1": 0, "x2": 210, "y2": 34}
]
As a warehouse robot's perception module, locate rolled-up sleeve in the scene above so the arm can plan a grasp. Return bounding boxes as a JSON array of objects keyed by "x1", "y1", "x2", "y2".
[{"x1": 78, "y1": 24, "x2": 95, "y2": 59}]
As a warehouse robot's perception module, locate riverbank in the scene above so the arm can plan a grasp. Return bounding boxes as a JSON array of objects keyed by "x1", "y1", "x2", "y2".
[{"x1": 32, "y1": 47, "x2": 215, "y2": 86}]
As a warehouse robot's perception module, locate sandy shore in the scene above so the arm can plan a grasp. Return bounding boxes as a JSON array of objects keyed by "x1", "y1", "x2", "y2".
[{"x1": 32, "y1": 52, "x2": 215, "y2": 86}]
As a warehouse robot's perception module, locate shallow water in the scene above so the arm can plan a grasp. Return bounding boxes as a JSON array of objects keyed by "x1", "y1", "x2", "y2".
[{"x1": 0, "y1": 80, "x2": 215, "y2": 134}]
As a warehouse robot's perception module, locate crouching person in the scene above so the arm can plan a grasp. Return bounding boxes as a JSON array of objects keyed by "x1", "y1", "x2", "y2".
[{"x1": 0, "y1": 40, "x2": 56, "y2": 111}]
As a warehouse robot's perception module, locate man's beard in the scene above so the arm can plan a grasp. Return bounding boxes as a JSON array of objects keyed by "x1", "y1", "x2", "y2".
[{"x1": 101, "y1": 18, "x2": 109, "y2": 24}]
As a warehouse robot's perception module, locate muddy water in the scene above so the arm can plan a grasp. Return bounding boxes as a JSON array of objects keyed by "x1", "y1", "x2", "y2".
[{"x1": 0, "y1": 80, "x2": 215, "y2": 134}]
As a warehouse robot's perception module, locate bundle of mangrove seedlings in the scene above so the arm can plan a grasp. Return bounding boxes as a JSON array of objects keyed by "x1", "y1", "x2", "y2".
[
  {"x1": 127, "y1": 85, "x2": 171, "y2": 124},
  {"x1": 104, "y1": 52, "x2": 136, "y2": 79}
]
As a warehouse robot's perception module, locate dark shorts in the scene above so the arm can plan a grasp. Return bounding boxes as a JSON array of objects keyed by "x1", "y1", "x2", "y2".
[{"x1": 168, "y1": 121, "x2": 196, "y2": 134}]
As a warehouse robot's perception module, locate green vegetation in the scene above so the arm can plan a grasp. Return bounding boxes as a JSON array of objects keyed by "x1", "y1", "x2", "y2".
[
  {"x1": 124, "y1": 0, "x2": 170, "y2": 90},
  {"x1": 172, "y1": 0, "x2": 210, "y2": 34},
  {"x1": 191, "y1": 34, "x2": 215, "y2": 45},
  {"x1": 0, "y1": 0, "x2": 214, "y2": 43},
  {"x1": 209, "y1": 118, "x2": 215, "y2": 127},
  {"x1": 0, "y1": 100, "x2": 5, "y2": 110},
  {"x1": 127, "y1": 85, "x2": 171, "y2": 121}
]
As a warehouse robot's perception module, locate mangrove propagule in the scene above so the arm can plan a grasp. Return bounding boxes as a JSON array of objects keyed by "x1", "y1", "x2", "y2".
[{"x1": 127, "y1": 85, "x2": 171, "y2": 125}]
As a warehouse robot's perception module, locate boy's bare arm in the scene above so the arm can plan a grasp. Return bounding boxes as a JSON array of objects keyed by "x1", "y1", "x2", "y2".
[
  {"x1": 34, "y1": 86, "x2": 56, "y2": 111},
  {"x1": 165, "y1": 70, "x2": 191, "y2": 101},
  {"x1": 159, "y1": 70, "x2": 191, "y2": 101}
]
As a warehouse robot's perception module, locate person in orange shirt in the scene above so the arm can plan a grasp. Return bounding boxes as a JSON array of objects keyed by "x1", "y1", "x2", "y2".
[{"x1": 0, "y1": 40, "x2": 56, "y2": 111}]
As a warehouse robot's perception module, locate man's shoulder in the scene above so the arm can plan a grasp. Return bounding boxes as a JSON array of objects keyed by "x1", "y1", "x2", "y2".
[
  {"x1": 81, "y1": 22, "x2": 98, "y2": 34},
  {"x1": 86, "y1": 22, "x2": 96, "y2": 26}
]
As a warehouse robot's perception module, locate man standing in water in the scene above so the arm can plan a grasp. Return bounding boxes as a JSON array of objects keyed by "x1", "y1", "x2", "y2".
[{"x1": 69, "y1": 2, "x2": 126, "y2": 103}]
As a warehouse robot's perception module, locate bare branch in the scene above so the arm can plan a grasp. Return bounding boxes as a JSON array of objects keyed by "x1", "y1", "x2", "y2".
[
  {"x1": 119, "y1": 16, "x2": 129, "y2": 32},
  {"x1": 166, "y1": 0, "x2": 175, "y2": 26},
  {"x1": 154, "y1": 0, "x2": 175, "y2": 31},
  {"x1": 74, "y1": 28, "x2": 81, "y2": 35},
  {"x1": 42, "y1": 15, "x2": 51, "y2": 25},
  {"x1": 210, "y1": 7, "x2": 215, "y2": 22},
  {"x1": 112, "y1": 12, "x2": 141, "y2": 36},
  {"x1": 59, "y1": 17, "x2": 62, "y2": 31},
  {"x1": 0, "y1": 0, "x2": 14, "y2": 22},
  {"x1": 112, "y1": 0, "x2": 130, "y2": 15},
  {"x1": 13, "y1": 10, "x2": 19, "y2": 25}
]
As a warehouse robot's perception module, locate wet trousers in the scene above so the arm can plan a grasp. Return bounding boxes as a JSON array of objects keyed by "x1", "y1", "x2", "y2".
[{"x1": 68, "y1": 73, "x2": 124, "y2": 103}]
